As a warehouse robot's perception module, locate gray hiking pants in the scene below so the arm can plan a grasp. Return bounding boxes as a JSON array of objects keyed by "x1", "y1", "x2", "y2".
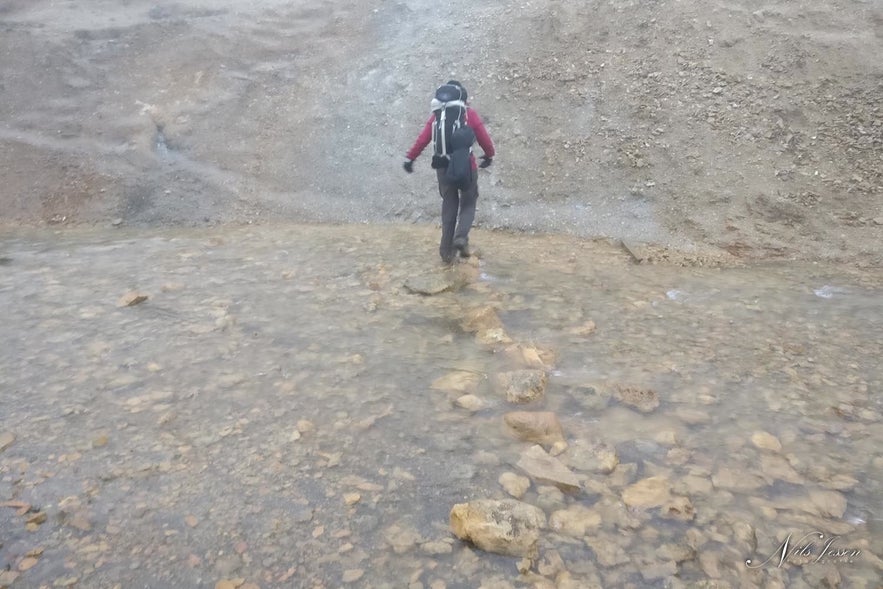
[{"x1": 437, "y1": 168, "x2": 478, "y2": 261}]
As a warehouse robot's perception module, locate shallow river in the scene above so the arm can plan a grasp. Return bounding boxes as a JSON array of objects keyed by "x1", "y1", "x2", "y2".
[{"x1": 1, "y1": 224, "x2": 881, "y2": 588}]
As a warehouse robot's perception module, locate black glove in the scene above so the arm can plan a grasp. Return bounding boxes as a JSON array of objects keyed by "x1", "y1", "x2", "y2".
[
  {"x1": 479, "y1": 156, "x2": 493, "y2": 169},
  {"x1": 403, "y1": 159, "x2": 414, "y2": 173}
]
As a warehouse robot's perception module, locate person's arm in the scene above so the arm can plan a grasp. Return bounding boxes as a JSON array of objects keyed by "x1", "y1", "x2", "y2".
[
  {"x1": 468, "y1": 109, "x2": 495, "y2": 159},
  {"x1": 405, "y1": 115, "x2": 435, "y2": 161}
]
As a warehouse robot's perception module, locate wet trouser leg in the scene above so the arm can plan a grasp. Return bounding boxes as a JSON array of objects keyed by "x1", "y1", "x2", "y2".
[
  {"x1": 437, "y1": 170, "x2": 459, "y2": 261},
  {"x1": 454, "y1": 169, "x2": 479, "y2": 243},
  {"x1": 437, "y1": 169, "x2": 478, "y2": 262}
]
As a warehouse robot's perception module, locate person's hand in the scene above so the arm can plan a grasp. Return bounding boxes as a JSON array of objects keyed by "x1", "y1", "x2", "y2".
[
  {"x1": 479, "y1": 156, "x2": 493, "y2": 169},
  {"x1": 403, "y1": 159, "x2": 414, "y2": 173}
]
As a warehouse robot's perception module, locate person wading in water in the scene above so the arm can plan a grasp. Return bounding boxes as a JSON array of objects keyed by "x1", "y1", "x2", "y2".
[{"x1": 403, "y1": 80, "x2": 495, "y2": 264}]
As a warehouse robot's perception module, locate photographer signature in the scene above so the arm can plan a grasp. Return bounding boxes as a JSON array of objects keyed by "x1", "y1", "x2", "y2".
[{"x1": 746, "y1": 532, "x2": 862, "y2": 568}]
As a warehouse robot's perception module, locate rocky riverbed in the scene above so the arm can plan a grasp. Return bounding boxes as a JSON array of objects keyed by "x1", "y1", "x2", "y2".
[
  {"x1": 2, "y1": 0, "x2": 882, "y2": 586},
  {"x1": 1, "y1": 224, "x2": 881, "y2": 588}
]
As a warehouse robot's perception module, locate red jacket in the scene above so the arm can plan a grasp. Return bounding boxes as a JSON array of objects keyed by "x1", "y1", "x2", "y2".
[{"x1": 406, "y1": 107, "x2": 495, "y2": 170}]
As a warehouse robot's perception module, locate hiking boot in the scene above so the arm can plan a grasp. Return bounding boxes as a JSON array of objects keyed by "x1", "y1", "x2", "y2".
[{"x1": 453, "y1": 237, "x2": 471, "y2": 258}]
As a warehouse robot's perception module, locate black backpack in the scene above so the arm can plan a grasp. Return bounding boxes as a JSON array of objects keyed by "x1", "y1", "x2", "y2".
[
  {"x1": 444, "y1": 126, "x2": 476, "y2": 189},
  {"x1": 431, "y1": 85, "x2": 471, "y2": 164},
  {"x1": 430, "y1": 84, "x2": 475, "y2": 187}
]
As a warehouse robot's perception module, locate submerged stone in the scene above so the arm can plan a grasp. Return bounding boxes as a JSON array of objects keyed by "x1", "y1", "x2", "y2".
[
  {"x1": 503, "y1": 411, "x2": 566, "y2": 449},
  {"x1": 454, "y1": 394, "x2": 485, "y2": 412},
  {"x1": 760, "y1": 454, "x2": 803, "y2": 484},
  {"x1": 563, "y1": 438, "x2": 619, "y2": 475},
  {"x1": 502, "y1": 343, "x2": 556, "y2": 370},
  {"x1": 403, "y1": 272, "x2": 461, "y2": 295},
  {"x1": 613, "y1": 385, "x2": 660, "y2": 413},
  {"x1": 384, "y1": 523, "x2": 423, "y2": 554},
  {"x1": 585, "y1": 534, "x2": 631, "y2": 567},
  {"x1": 712, "y1": 467, "x2": 765, "y2": 491},
  {"x1": 432, "y1": 371, "x2": 482, "y2": 395},
  {"x1": 751, "y1": 431, "x2": 782, "y2": 452},
  {"x1": 117, "y1": 291, "x2": 149, "y2": 307},
  {"x1": 0, "y1": 432, "x2": 14, "y2": 452},
  {"x1": 549, "y1": 505, "x2": 602, "y2": 537},
  {"x1": 499, "y1": 472, "x2": 531, "y2": 499},
  {"x1": 496, "y1": 370, "x2": 547, "y2": 404},
  {"x1": 622, "y1": 476, "x2": 671, "y2": 508},
  {"x1": 461, "y1": 305, "x2": 504, "y2": 332},
  {"x1": 661, "y1": 495, "x2": 695, "y2": 521},
  {"x1": 516, "y1": 445, "x2": 581, "y2": 491}
]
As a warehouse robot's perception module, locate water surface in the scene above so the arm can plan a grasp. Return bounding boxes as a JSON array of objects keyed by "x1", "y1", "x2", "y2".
[{"x1": 1, "y1": 224, "x2": 881, "y2": 588}]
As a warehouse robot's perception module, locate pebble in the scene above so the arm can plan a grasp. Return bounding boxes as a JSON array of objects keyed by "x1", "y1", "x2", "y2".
[
  {"x1": 498, "y1": 472, "x2": 531, "y2": 499},
  {"x1": 454, "y1": 394, "x2": 485, "y2": 412},
  {"x1": 214, "y1": 555, "x2": 242, "y2": 576},
  {"x1": 0, "y1": 432, "x2": 14, "y2": 452},
  {"x1": 751, "y1": 431, "x2": 782, "y2": 452}
]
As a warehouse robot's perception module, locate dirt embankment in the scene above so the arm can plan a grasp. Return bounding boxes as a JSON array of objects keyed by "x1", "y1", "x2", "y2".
[
  {"x1": 473, "y1": 0, "x2": 882, "y2": 265},
  {"x1": 1, "y1": 0, "x2": 881, "y2": 266}
]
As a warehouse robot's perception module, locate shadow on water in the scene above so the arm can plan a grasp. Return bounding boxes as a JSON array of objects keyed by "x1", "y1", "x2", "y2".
[{"x1": 0, "y1": 224, "x2": 881, "y2": 587}]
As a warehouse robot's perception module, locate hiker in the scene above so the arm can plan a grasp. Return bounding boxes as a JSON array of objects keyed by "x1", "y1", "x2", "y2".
[{"x1": 403, "y1": 80, "x2": 495, "y2": 264}]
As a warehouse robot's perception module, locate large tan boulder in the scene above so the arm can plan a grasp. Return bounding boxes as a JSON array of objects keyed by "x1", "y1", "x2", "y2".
[{"x1": 449, "y1": 499, "x2": 546, "y2": 557}]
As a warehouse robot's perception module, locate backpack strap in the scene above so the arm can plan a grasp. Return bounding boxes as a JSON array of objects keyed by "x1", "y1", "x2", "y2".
[{"x1": 438, "y1": 108, "x2": 448, "y2": 156}]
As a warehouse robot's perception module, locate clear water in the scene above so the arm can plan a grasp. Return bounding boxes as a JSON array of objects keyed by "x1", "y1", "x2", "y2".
[{"x1": 1, "y1": 224, "x2": 880, "y2": 588}]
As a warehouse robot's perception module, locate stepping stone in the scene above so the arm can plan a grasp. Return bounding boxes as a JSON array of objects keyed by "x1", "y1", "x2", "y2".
[{"x1": 404, "y1": 271, "x2": 462, "y2": 295}]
